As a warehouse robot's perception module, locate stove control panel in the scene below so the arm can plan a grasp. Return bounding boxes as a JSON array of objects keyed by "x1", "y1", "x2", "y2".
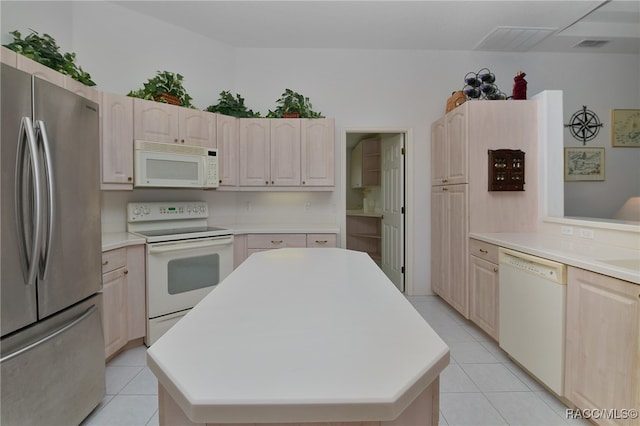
[{"x1": 128, "y1": 201, "x2": 208, "y2": 222}]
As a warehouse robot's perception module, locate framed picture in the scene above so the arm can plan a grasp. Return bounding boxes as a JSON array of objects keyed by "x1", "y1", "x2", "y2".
[
  {"x1": 612, "y1": 109, "x2": 640, "y2": 147},
  {"x1": 564, "y1": 147, "x2": 605, "y2": 181}
]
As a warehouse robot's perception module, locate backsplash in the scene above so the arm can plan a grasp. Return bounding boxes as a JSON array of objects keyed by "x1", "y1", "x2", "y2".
[
  {"x1": 101, "y1": 190, "x2": 339, "y2": 233},
  {"x1": 539, "y1": 217, "x2": 640, "y2": 250}
]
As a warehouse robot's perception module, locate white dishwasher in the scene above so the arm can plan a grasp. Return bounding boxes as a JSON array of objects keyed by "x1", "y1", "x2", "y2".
[{"x1": 498, "y1": 248, "x2": 567, "y2": 396}]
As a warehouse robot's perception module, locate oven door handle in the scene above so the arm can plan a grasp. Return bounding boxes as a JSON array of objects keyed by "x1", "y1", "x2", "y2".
[{"x1": 148, "y1": 238, "x2": 233, "y2": 254}]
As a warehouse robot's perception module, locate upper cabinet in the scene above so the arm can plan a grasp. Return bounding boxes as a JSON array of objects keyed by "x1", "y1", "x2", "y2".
[
  {"x1": 238, "y1": 118, "x2": 334, "y2": 189},
  {"x1": 301, "y1": 118, "x2": 334, "y2": 187},
  {"x1": 217, "y1": 114, "x2": 239, "y2": 187},
  {"x1": 101, "y1": 92, "x2": 134, "y2": 190},
  {"x1": 133, "y1": 98, "x2": 216, "y2": 149},
  {"x1": 1, "y1": 46, "x2": 18, "y2": 67},
  {"x1": 431, "y1": 107, "x2": 467, "y2": 186}
]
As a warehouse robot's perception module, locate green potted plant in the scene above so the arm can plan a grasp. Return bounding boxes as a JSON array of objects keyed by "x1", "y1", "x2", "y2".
[
  {"x1": 205, "y1": 91, "x2": 261, "y2": 118},
  {"x1": 3, "y1": 29, "x2": 96, "y2": 86},
  {"x1": 127, "y1": 70, "x2": 194, "y2": 108},
  {"x1": 266, "y1": 89, "x2": 324, "y2": 118}
]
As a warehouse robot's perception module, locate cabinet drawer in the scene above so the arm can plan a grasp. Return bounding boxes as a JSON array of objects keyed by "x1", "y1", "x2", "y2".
[
  {"x1": 306, "y1": 234, "x2": 337, "y2": 248},
  {"x1": 102, "y1": 248, "x2": 127, "y2": 274},
  {"x1": 247, "y1": 234, "x2": 306, "y2": 249},
  {"x1": 469, "y1": 239, "x2": 498, "y2": 264}
]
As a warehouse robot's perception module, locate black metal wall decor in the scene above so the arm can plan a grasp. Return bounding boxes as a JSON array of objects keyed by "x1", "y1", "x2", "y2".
[{"x1": 564, "y1": 106, "x2": 603, "y2": 145}]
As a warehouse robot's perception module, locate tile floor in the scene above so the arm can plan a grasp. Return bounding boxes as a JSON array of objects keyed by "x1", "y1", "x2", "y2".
[{"x1": 82, "y1": 295, "x2": 590, "y2": 426}]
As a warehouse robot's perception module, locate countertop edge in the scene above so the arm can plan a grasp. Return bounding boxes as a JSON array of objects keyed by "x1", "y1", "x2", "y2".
[
  {"x1": 470, "y1": 232, "x2": 640, "y2": 285},
  {"x1": 102, "y1": 232, "x2": 146, "y2": 251}
]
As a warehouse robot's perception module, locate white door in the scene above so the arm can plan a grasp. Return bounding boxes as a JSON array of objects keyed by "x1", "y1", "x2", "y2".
[{"x1": 381, "y1": 134, "x2": 405, "y2": 291}]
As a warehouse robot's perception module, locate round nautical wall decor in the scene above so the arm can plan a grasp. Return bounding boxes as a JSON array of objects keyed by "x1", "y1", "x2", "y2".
[{"x1": 564, "y1": 105, "x2": 603, "y2": 145}]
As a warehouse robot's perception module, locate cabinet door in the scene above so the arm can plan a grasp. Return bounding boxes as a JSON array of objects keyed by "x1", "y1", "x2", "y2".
[
  {"x1": 445, "y1": 107, "x2": 468, "y2": 185},
  {"x1": 430, "y1": 116, "x2": 447, "y2": 186},
  {"x1": 447, "y1": 184, "x2": 469, "y2": 317},
  {"x1": 239, "y1": 118, "x2": 270, "y2": 186},
  {"x1": 101, "y1": 92, "x2": 134, "y2": 189},
  {"x1": 217, "y1": 114, "x2": 239, "y2": 186},
  {"x1": 270, "y1": 119, "x2": 300, "y2": 186},
  {"x1": 126, "y1": 245, "x2": 146, "y2": 341},
  {"x1": 565, "y1": 267, "x2": 640, "y2": 425},
  {"x1": 178, "y1": 108, "x2": 216, "y2": 148},
  {"x1": 430, "y1": 188, "x2": 448, "y2": 298},
  {"x1": 133, "y1": 98, "x2": 179, "y2": 143},
  {"x1": 101, "y1": 268, "x2": 127, "y2": 359},
  {"x1": 1, "y1": 46, "x2": 18, "y2": 67},
  {"x1": 469, "y1": 255, "x2": 499, "y2": 340},
  {"x1": 301, "y1": 118, "x2": 334, "y2": 186}
]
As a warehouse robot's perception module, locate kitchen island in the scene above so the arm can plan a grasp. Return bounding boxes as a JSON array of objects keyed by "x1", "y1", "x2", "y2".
[{"x1": 147, "y1": 248, "x2": 449, "y2": 425}]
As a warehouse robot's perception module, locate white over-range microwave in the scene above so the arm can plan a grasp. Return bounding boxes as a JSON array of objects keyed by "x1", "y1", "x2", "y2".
[{"x1": 134, "y1": 140, "x2": 219, "y2": 189}]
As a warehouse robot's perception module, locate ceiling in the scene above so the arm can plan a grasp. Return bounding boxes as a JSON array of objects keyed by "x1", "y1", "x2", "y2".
[{"x1": 113, "y1": 1, "x2": 639, "y2": 54}]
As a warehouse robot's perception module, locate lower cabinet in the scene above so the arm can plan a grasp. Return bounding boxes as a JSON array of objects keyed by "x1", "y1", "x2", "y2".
[
  {"x1": 234, "y1": 233, "x2": 337, "y2": 266},
  {"x1": 468, "y1": 239, "x2": 499, "y2": 341},
  {"x1": 564, "y1": 267, "x2": 640, "y2": 426},
  {"x1": 101, "y1": 245, "x2": 146, "y2": 359}
]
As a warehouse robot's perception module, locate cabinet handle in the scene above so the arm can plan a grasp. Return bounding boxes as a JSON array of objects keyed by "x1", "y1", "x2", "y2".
[
  {"x1": 302, "y1": 181, "x2": 306, "y2": 185},
  {"x1": 265, "y1": 181, "x2": 269, "y2": 185},
  {"x1": 479, "y1": 249, "x2": 488, "y2": 254},
  {"x1": 102, "y1": 260, "x2": 108, "y2": 266},
  {"x1": 181, "y1": 139, "x2": 185, "y2": 144},
  {"x1": 124, "y1": 269, "x2": 129, "y2": 275},
  {"x1": 442, "y1": 187, "x2": 448, "y2": 191},
  {"x1": 127, "y1": 176, "x2": 132, "y2": 181},
  {"x1": 174, "y1": 138, "x2": 178, "y2": 143},
  {"x1": 219, "y1": 179, "x2": 223, "y2": 183},
  {"x1": 315, "y1": 240, "x2": 328, "y2": 244},
  {"x1": 442, "y1": 179, "x2": 448, "y2": 183},
  {"x1": 271, "y1": 181, "x2": 274, "y2": 184},
  {"x1": 493, "y1": 267, "x2": 499, "y2": 273},
  {"x1": 271, "y1": 240, "x2": 283, "y2": 244}
]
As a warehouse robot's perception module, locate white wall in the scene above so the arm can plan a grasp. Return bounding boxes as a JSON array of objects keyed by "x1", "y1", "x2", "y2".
[{"x1": 3, "y1": 1, "x2": 639, "y2": 294}]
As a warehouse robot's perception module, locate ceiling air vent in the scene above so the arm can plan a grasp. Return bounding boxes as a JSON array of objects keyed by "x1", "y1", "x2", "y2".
[
  {"x1": 475, "y1": 27, "x2": 556, "y2": 52},
  {"x1": 574, "y1": 39, "x2": 610, "y2": 48}
]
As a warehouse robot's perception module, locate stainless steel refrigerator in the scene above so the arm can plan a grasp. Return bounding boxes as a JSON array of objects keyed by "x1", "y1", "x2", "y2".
[{"x1": 1, "y1": 64, "x2": 105, "y2": 425}]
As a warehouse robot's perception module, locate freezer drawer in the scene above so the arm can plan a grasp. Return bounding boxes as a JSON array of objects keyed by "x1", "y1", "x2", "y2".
[{"x1": 1, "y1": 294, "x2": 106, "y2": 426}]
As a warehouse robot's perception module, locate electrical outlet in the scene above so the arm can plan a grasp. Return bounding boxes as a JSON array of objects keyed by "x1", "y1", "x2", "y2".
[
  {"x1": 579, "y1": 228, "x2": 595, "y2": 239},
  {"x1": 561, "y1": 226, "x2": 573, "y2": 236},
  {"x1": 305, "y1": 202, "x2": 311, "y2": 211}
]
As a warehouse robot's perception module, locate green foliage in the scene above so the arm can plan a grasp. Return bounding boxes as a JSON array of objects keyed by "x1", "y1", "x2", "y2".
[
  {"x1": 4, "y1": 29, "x2": 96, "y2": 86},
  {"x1": 266, "y1": 89, "x2": 324, "y2": 118},
  {"x1": 205, "y1": 91, "x2": 261, "y2": 117},
  {"x1": 127, "y1": 70, "x2": 194, "y2": 108}
]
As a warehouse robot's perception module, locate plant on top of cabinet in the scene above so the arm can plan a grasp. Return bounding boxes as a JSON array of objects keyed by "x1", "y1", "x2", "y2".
[
  {"x1": 127, "y1": 70, "x2": 194, "y2": 108},
  {"x1": 266, "y1": 88, "x2": 324, "y2": 118},
  {"x1": 205, "y1": 91, "x2": 261, "y2": 118},
  {"x1": 4, "y1": 29, "x2": 96, "y2": 86}
]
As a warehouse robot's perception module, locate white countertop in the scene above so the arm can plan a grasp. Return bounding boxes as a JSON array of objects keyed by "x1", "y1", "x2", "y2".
[
  {"x1": 146, "y1": 248, "x2": 449, "y2": 423},
  {"x1": 101, "y1": 232, "x2": 146, "y2": 251},
  {"x1": 470, "y1": 232, "x2": 640, "y2": 284}
]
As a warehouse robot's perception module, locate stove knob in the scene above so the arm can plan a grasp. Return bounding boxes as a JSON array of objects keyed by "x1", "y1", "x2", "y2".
[
  {"x1": 133, "y1": 208, "x2": 140, "y2": 215},
  {"x1": 144, "y1": 207, "x2": 150, "y2": 215},
  {"x1": 200, "y1": 206, "x2": 206, "y2": 213}
]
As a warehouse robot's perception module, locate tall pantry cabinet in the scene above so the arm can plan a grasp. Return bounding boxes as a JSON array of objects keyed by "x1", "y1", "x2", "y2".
[{"x1": 430, "y1": 101, "x2": 538, "y2": 319}]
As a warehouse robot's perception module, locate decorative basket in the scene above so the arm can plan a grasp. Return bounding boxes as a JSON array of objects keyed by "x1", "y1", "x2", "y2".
[
  {"x1": 446, "y1": 90, "x2": 466, "y2": 113},
  {"x1": 154, "y1": 93, "x2": 181, "y2": 106}
]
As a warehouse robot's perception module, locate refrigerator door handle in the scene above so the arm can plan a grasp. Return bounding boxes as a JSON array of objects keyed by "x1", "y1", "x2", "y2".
[
  {"x1": 15, "y1": 116, "x2": 44, "y2": 286},
  {"x1": 35, "y1": 120, "x2": 55, "y2": 280},
  {"x1": 0, "y1": 305, "x2": 97, "y2": 364}
]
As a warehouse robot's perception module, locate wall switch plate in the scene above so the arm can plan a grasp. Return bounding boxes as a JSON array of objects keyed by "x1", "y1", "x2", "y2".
[
  {"x1": 561, "y1": 226, "x2": 573, "y2": 236},
  {"x1": 579, "y1": 228, "x2": 595, "y2": 239}
]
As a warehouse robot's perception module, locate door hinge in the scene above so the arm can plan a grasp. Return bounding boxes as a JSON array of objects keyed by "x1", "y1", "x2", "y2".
[
  {"x1": 401, "y1": 266, "x2": 405, "y2": 273},
  {"x1": 401, "y1": 147, "x2": 405, "y2": 155},
  {"x1": 401, "y1": 206, "x2": 405, "y2": 214}
]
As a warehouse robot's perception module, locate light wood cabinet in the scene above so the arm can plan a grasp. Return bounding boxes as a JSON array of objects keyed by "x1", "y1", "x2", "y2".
[
  {"x1": 301, "y1": 118, "x2": 334, "y2": 186},
  {"x1": 133, "y1": 98, "x2": 217, "y2": 148},
  {"x1": 270, "y1": 119, "x2": 301, "y2": 186},
  {"x1": 346, "y1": 214, "x2": 382, "y2": 265},
  {"x1": 351, "y1": 137, "x2": 380, "y2": 189},
  {"x1": 431, "y1": 184, "x2": 468, "y2": 316},
  {"x1": 235, "y1": 233, "x2": 337, "y2": 266},
  {"x1": 564, "y1": 267, "x2": 640, "y2": 426},
  {"x1": 16, "y1": 53, "x2": 65, "y2": 86},
  {"x1": 63, "y1": 75, "x2": 100, "y2": 103},
  {"x1": 430, "y1": 101, "x2": 538, "y2": 318},
  {"x1": 468, "y1": 239, "x2": 499, "y2": 340},
  {"x1": 101, "y1": 92, "x2": 134, "y2": 189},
  {"x1": 1, "y1": 46, "x2": 18, "y2": 67},
  {"x1": 217, "y1": 114, "x2": 239, "y2": 186},
  {"x1": 101, "y1": 245, "x2": 146, "y2": 360}
]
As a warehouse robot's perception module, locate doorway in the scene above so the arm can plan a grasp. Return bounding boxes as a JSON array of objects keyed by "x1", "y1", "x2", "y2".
[{"x1": 343, "y1": 130, "x2": 407, "y2": 292}]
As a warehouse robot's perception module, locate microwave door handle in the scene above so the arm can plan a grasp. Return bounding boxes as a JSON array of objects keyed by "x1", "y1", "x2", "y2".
[
  {"x1": 35, "y1": 120, "x2": 55, "y2": 280},
  {"x1": 15, "y1": 117, "x2": 44, "y2": 286},
  {"x1": 148, "y1": 238, "x2": 233, "y2": 254}
]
